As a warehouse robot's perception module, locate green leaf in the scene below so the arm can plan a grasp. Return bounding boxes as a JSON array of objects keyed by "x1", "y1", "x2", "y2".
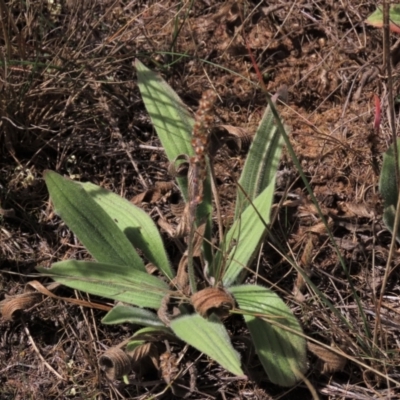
[
  {"x1": 170, "y1": 313, "x2": 244, "y2": 377},
  {"x1": 102, "y1": 304, "x2": 164, "y2": 327},
  {"x1": 81, "y1": 181, "x2": 174, "y2": 280},
  {"x1": 379, "y1": 139, "x2": 400, "y2": 241},
  {"x1": 229, "y1": 285, "x2": 307, "y2": 387},
  {"x1": 130, "y1": 326, "x2": 175, "y2": 342},
  {"x1": 126, "y1": 340, "x2": 146, "y2": 352},
  {"x1": 135, "y1": 59, "x2": 212, "y2": 262},
  {"x1": 37, "y1": 260, "x2": 168, "y2": 309},
  {"x1": 235, "y1": 96, "x2": 284, "y2": 217},
  {"x1": 44, "y1": 171, "x2": 145, "y2": 272},
  {"x1": 212, "y1": 98, "x2": 286, "y2": 284},
  {"x1": 366, "y1": 6, "x2": 400, "y2": 33},
  {"x1": 218, "y1": 182, "x2": 275, "y2": 287},
  {"x1": 136, "y1": 59, "x2": 193, "y2": 200},
  {"x1": 379, "y1": 139, "x2": 400, "y2": 209}
]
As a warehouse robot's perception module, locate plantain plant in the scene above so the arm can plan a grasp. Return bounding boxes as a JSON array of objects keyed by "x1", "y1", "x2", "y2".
[{"x1": 38, "y1": 60, "x2": 307, "y2": 387}]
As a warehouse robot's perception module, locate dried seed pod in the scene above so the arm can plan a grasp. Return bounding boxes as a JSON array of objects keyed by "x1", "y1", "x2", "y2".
[
  {"x1": 160, "y1": 351, "x2": 180, "y2": 384},
  {"x1": 189, "y1": 90, "x2": 217, "y2": 207},
  {"x1": 99, "y1": 348, "x2": 132, "y2": 380},
  {"x1": 168, "y1": 154, "x2": 190, "y2": 177},
  {"x1": 191, "y1": 287, "x2": 234, "y2": 318},
  {"x1": 307, "y1": 342, "x2": 347, "y2": 373}
]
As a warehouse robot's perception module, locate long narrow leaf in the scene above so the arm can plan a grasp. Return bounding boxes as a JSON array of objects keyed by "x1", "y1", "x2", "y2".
[
  {"x1": 136, "y1": 59, "x2": 212, "y2": 261},
  {"x1": 213, "y1": 98, "x2": 286, "y2": 283},
  {"x1": 235, "y1": 95, "x2": 284, "y2": 217},
  {"x1": 82, "y1": 181, "x2": 174, "y2": 279},
  {"x1": 218, "y1": 182, "x2": 275, "y2": 287},
  {"x1": 37, "y1": 261, "x2": 168, "y2": 309},
  {"x1": 136, "y1": 59, "x2": 194, "y2": 189},
  {"x1": 44, "y1": 171, "x2": 145, "y2": 271},
  {"x1": 170, "y1": 313, "x2": 244, "y2": 377},
  {"x1": 229, "y1": 285, "x2": 307, "y2": 387}
]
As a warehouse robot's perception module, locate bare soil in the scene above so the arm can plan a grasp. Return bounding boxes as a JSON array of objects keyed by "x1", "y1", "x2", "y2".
[{"x1": 1, "y1": 1, "x2": 400, "y2": 399}]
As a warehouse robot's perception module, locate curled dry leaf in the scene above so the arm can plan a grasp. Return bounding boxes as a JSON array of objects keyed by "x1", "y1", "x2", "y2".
[
  {"x1": 307, "y1": 342, "x2": 347, "y2": 374},
  {"x1": 170, "y1": 201, "x2": 186, "y2": 218},
  {"x1": 129, "y1": 342, "x2": 159, "y2": 372},
  {"x1": 174, "y1": 203, "x2": 190, "y2": 238},
  {"x1": 168, "y1": 154, "x2": 190, "y2": 178},
  {"x1": 157, "y1": 294, "x2": 184, "y2": 326},
  {"x1": 99, "y1": 348, "x2": 132, "y2": 380},
  {"x1": 172, "y1": 222, "x2": 206, "y2": 292},
  {"x1": 1, "y1": 292, "x2": 42, "y2": 321},
  {"x1": 158, "y1": 217, "x2": 178, "y2": 238},
  {"x1": 0, "y1": 281, "x2": 61, "y2": 321},
  {"x1": 159, "y1": 197, "x2": 188, "y2": 240},
  {"x1": 308, "y1": 217, "x2": 334, "y2": 235},
  {"x1": 191, "y1": 222, "x2": 206, "y2": 258},
  {"x1": 191, "y1": 287, "x2": 235, "y2": 318},
  {"x1": 159, "y1": 203, "x2": 190, "y2": 239},
  {"x1": 209, "y1": 125, "x2": 252, "y2": 156},
  {"x1": 294, "y1": 235, "x2": 314, "y2": 301},
  {"x1": 145, "y1": 263, "x2": 159, "y2": 275},
  {"x1": 131, "y1": 181, "x2": 174, "y2": 205},
  {"x1": 294, "y1": 217, "x2": 333, "y2": 299},
  {"x1": 212, "y1": 0, "x2": 242, "y2": 23},
  {"x1": 337, "y1": 201, "x2": 375, "y2": 219},
  {"x1": 173, "y1": 255, "x2": 190, "y2": 292}
]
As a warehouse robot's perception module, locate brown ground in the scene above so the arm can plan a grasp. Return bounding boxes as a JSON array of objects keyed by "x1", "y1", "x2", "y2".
[{"x1": 1, "y1": 1, "x2": 400, "y2": 399}]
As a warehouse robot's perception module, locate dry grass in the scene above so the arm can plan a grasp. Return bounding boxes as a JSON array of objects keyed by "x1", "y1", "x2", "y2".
[{"x1": 1, "y1": 0, "x2": 400, "y2": 399}]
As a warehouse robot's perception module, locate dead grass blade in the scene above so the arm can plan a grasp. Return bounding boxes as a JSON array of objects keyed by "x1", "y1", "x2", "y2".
[{"x1": 24, "y1": 280, "x2": 111, "y2": 312}]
